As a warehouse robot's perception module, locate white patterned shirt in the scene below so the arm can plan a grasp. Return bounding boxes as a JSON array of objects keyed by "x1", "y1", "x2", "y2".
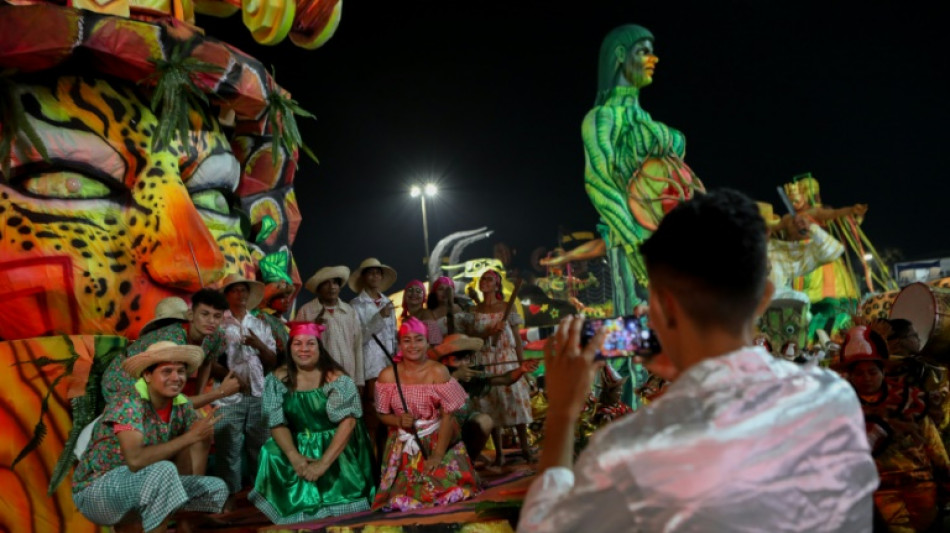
[
  {"x1": 350, "y1": 291, "x2": 397, "y2": 381},
  {"x1": 218, "y1": 310, "x2": 276, "y2": 404},
  {"x1": 295, "y1": 298, "x2": 365, "y2": 386}
]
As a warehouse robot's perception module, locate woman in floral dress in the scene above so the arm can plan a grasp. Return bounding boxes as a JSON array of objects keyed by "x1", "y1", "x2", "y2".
[
  {"x1": 464, "y1": 269, "x2": 534, "y2": 466},
  {"x1": 374, "y1": 317, "x2": 481, "y2": 511}
]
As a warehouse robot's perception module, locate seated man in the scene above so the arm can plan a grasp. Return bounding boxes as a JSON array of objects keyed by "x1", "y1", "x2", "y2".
[
  {"x1": 102, "y1": 288, "x2": 239, "y2": 408},
  {"x1": 519, "y1": 189, "x2": 879, "y2": 532},
  {"x1": 72, "y1": 342, "x2": 228, "y2": 532}
]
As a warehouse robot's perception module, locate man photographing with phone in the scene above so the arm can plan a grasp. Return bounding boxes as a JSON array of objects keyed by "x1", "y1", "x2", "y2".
[{"x1": 519, "y1": 189, "x2": 878, "y2": 532}]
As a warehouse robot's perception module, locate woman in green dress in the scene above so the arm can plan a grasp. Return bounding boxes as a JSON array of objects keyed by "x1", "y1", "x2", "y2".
[{"x1": 249, "y1": 322, "x2": 375, "y2": 523}]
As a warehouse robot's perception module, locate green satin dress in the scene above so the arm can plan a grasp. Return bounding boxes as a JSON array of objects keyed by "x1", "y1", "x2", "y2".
[{"x1": 249, "y1": 374, "x2": 374, "y2": 524}]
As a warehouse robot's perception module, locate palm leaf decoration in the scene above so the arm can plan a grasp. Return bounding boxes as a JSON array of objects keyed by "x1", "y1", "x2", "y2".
[
  {"x1": 47, "y1": 342, "x2": 124, "y2": 495},
  {"x1": 141, "y1": 43, "x2": 223, "y2": 153},
  {"x1": 10, "y1": 336, "x2": 81, "y2": 469},
  {"x1": 0, "y1": 69, "x2": 50, "y2": 179},
  {"x1": 265, "y1": 67, "x2": 318, "y2": 167}
]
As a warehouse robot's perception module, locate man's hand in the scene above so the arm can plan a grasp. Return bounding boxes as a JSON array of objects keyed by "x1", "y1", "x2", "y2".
[
  {"x1": 243, "y1": 330, "x2": 265, "y2": 350},
  {"x1": 218, "y1": 370, "x2": 241, "y2": 398},
  {"x1": 634, "y1": 352, "x2": 680, "y2": 382},
  {"x1": 544, "y1": 316, "x2": 605, "y2": 419},
  {"x1": 520, "y1": 360, "x2": 540, "y2": 373},
  {"x1": 379, "y1": 301, "x2": 394, "y2": 318},
  {"x1": 850, "y1": 203, "x2": 868, "y2": 218},
  {"x1": 452, "y1": 362, "x2": 482, "y2": 382},
  {"x1": 188, "y1": 406, "x2": 221, "y2": 442}
]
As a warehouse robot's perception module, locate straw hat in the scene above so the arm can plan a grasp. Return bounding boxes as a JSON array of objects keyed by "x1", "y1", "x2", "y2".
[
  {"x1": 140, "y1": 297, "x2": 189, "y2": 337},
  {"x1": 122, "y1": 341, "x2": 204, "y2": 378},
  {"x1": 349, "y1": 258, "x2": 397, "y2": 293},
  {"x1": 220, "y1": 273, "x2": 265, "y2": 309},
  {"x1": 430, "y1": 334, "x2": 484, "y2": 359},
  {"x1": 305, "y1": 265, "x2": 351, "y2": 294}
]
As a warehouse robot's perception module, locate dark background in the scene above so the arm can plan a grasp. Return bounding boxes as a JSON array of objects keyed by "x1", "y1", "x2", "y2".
[{"x1": 200, "y1": 1, "x2": 950, "y2": 299}]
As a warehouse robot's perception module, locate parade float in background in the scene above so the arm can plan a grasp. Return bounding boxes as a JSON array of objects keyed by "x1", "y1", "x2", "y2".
[{"x1": 0, "y1": 0, "x2": 341, "y2": 529}]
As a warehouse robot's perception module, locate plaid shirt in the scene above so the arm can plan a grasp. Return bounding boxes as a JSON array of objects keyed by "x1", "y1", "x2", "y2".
[
  {"x1": 73, "y1": 380, "x2": 196, "y2": 493},
  {"x1": 375, "y1": 379, "x2": 468, "y2": 420}
]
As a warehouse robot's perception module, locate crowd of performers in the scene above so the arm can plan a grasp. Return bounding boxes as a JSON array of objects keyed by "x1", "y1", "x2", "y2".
[
  {"x1": 71, "y1": 258, "x2": 543, "y2": 530},
  {"x1": 67, "y1": 207, "x2": 950, "y2": 532}
]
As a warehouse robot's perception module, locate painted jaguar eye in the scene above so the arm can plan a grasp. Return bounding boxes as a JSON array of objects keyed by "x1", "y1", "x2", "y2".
[
  {"x1": 21, "y1": 171, "x2": 111, "y2": 199},
  {"x1": 191, "y1": 189, "x2": 231, "y2": 215}
]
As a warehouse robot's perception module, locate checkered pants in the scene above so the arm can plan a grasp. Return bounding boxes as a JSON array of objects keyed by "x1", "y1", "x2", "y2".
[
  {"x1": 214, "y1": 394, "x2": 265, "y2": 493},
  {"x1": 73, "y1": 461, "x2": 227, "y2": 531}
]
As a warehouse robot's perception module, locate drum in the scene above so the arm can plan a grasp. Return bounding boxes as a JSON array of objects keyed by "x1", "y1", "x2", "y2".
[{"x1": 889, "y1": 282, "x2": 950, "y2": 359}]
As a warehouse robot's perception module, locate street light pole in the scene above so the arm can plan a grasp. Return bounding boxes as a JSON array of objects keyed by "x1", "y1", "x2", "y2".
[
  {"x1": 411, "y1": 183, "x2": 438, "y2": 265},
  {"x1": 420, "y1": 194, "x2": 430, "y2": 264}
]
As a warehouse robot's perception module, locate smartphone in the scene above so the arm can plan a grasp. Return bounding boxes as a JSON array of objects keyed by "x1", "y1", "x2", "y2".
[{"x1": 581, "y1": 315, "x2": 661, "y2": 359}]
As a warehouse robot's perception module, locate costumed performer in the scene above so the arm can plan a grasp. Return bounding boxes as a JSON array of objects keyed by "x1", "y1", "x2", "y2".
[
  {"x1": 373, "y1": 317, "x2": 481, "y2": 511},
  {"x1": 99, "y1": 290, "x2": 241, "y2": 476},
  {"x1": 401, "y1": 279, "x2": 440, "y2": 345},
  {"x1": 462, "y1": 269, "x2": 535, "y2": 466},
  {"x1": 72, "y1": 342, "x2": 228, "y2": 532},
  {"x1": 249, "y1": 322, "x2": 375, "y2": 523},
  {"x1": 429, "y1": 276, "x2": 467, "y2": 340},
  {"x1": 430, "y1": 333, "x2": 539, "y2": 462},
  {"x1": 256, "y1": 257, "x2": 297, "y2": 363},
  {"x1": 841, "y1": 325, "x2": 950, "y2": 532}
]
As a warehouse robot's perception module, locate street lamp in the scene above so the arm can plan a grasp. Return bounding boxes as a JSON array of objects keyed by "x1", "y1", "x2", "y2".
[{"x1": 410, "y1": 182, "x2": 438, "y2": 263}]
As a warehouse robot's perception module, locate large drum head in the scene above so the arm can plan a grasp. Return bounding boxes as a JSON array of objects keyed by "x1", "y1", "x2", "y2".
[
  {"x1": 890, "y1": 282, "x2": 950, "y2": 358},
  {"x1": 891, "y1": 283, "x2": 936, "y2": 346}
]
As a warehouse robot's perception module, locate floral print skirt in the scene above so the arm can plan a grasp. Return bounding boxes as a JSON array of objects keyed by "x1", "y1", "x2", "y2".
[{"x1": 373, "y1": 423, "x2": 481, "y2": 511}]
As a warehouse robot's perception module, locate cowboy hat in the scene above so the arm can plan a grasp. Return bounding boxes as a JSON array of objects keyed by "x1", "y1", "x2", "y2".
[
  {"x1": 305, "y1": 265, "x2": 351, "y2": 294},
  {"x1": 430, "y1": 333, "x2": 484, "y2": 360},
  {"x1": 220, "y1": 273, "x2": 265, "y2": 310},
  {"x1": 140, "y1": 297, "x2": 189, "y2": 337},
  {"x1": 122, "y1": 341, "x2": 204, "y2": 378},
  {"x1": 349, "y1": 258, "x2": 397, "y2": 293}
]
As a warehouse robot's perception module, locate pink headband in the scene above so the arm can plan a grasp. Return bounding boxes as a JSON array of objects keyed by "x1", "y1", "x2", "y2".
[
  {"x1": 289, "y1": 322, "x2": 326, "y2": 339},
  {"x1": 395, "y1": 317, "x2": 429, "y2": 363},
  {"x1": 433, "y1": 276, "x2": 454, "y2": 290},
  {"x1": 399, "y1": 316, "x2": 428, "y2": 338}
]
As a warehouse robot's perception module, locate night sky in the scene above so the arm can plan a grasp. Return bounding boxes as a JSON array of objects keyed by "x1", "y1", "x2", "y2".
[{"x1": 200, "y1": 2, "x2": 950, "y2": 298}]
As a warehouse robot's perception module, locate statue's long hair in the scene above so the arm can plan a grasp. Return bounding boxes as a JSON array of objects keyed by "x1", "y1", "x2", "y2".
[{"x1": 595, "y1": 24, "x2": 654, "y2": 106}]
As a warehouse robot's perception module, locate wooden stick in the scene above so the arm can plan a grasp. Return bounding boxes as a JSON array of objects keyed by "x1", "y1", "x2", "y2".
[{"x1": 500, "y1": 278, "x2": 523, "y2": 325}]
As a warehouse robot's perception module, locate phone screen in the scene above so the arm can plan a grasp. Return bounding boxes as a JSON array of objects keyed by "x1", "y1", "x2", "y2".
[{"x1": 582, "y1": 315, "x2": 661, "y2": 359}]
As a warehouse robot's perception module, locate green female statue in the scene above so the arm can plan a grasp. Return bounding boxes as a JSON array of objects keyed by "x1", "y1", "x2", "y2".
[{"x1": 583, "y1": 24, "x2": 704, "y2": 313}]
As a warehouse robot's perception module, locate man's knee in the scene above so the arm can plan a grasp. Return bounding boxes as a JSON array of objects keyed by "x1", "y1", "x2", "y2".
[{"x1": 139, "y1": 461, "x2": 186, "y2": 501}]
